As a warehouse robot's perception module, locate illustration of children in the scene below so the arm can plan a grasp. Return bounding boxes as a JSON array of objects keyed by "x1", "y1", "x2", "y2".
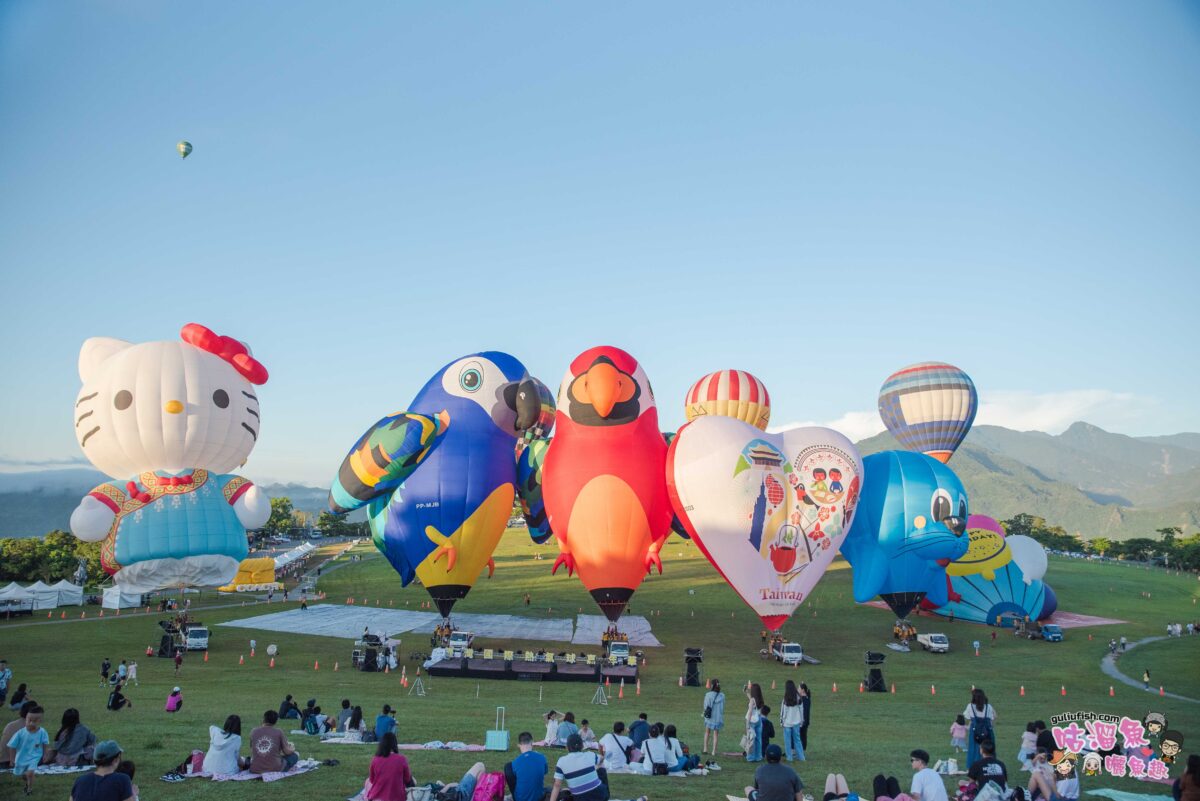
[
  {"x1": 811, "y1": 468, "x2": 828, "y2": 494},
  {"x1": 950, "y1": 714, "x2": 968, "y2": 753},
  {"x1": 828, "y1": 468, "x2": 844, "y2": 494}
]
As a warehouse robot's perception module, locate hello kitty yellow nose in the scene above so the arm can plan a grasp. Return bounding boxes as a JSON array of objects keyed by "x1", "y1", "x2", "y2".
[{"x1": 164, "y1": 400, "x2": 184, "y2": 414}]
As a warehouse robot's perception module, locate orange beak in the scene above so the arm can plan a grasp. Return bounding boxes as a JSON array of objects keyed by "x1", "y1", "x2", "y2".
[{"x1": 584, "y1": 362, "x2": 621, "y2": 418}]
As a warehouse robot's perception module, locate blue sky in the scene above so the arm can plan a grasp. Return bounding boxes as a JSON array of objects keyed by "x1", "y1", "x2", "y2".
[{"x1": 1, "y1": 1, "x2": 1198, "y2": 485}]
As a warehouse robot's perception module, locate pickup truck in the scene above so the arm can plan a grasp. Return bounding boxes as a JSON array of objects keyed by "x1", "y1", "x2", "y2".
[
  {"x1": 772, "y1": 641, "x2": 804, "y2": 665},
  {"x1": 1040, "y1": 624, "x2": 1063, "y2": 642},
  {"x1": 916, "y1": 632, "x2": 950, "y2": 653}
]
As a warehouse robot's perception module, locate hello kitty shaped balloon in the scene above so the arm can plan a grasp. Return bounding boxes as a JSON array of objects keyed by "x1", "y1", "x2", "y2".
[{"x1": 69, "y1": 324, "x2": 272, "y2": 593}]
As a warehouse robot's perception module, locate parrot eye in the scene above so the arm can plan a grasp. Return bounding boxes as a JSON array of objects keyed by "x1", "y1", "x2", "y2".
[
  {"x1": 114, "y1": 390, "x2": 133, "y2": 411},
  {"x1": 213, "y1": 389, "x2": 229, "y2": 409},
  {"x1": 459, "y1": 367, "x2": 483, "y2": 392},
  {"x1": 931, "y1": 489, "x2": 952, "y2": 523}
]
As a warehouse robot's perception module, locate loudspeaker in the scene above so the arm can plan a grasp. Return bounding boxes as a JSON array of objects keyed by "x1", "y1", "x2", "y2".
[{"x1": 865, "y1": 668, "x2": 886, "y2": 693}]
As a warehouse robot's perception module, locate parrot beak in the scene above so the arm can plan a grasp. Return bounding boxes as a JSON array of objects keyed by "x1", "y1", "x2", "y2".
[
  {"x1": 510, "y1": 379, "x2": 542, "y2": 432},
  {"x1": 584, "y1": 361, "x2": 621, "y2": 418}
]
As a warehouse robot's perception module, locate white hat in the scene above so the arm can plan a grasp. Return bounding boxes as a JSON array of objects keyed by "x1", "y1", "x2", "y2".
[{"x1": 173, "y1": 686, "x2": 181, "y2": 693}]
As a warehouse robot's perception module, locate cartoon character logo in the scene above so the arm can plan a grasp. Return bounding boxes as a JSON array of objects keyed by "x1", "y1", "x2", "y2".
[
  {"x1": 1051, "y1": 751, "x2": 1078, "y2": 778},
  {"x1": 1144, "y1": 712, "x2": 1167, "y2": 740},
  {"x1": 1081, "y1": 753, "x2": 1102, "y2": 776},
  {"x1": 1159, "y1": 730, "x2": 1184, "y2": 764}
]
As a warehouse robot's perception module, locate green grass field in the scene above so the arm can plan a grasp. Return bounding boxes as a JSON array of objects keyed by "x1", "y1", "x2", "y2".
[{"x1": 2, "y1": 534, "x2": 1198, "y2": 801}]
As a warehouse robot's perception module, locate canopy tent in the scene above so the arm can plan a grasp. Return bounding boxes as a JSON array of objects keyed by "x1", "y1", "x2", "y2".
[
  {"x1": 51, "y1": 579, "x2": 84, "y2": 606},
  {"x1": 273, "y1": 542, "x2": 316, "y2": 569},
  {"x1": 25, "y1": 580, "x2": 63, "y2": 610},
  {"x1": 0, "y1": 582, "x2": 33, "y2": 601},
  {"x1": 102, "y1": 586, "x2": 144, "y2": 609}
]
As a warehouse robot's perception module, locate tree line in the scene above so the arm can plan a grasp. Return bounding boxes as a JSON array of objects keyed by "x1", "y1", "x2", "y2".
[{"x1": 1001, "y1": 514, "x2": 1200, "y2": 570}]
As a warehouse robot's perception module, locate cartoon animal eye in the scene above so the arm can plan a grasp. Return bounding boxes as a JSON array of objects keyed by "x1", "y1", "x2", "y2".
[
  {"x1": 213, "y1": 389, "x2": 229, "y2": 409},
  {"x1": 114, "y1": 390, "x2": 133, "y2": 411},
  {"x1": 957, "y1": 496, "x2": 967, "y2": 521},
  {"x1": 459, "y1": 364, "x2": 483, "y2": 392},
  {"x1": 930, "y1": 489, "x2": 953, "y2": 522}
]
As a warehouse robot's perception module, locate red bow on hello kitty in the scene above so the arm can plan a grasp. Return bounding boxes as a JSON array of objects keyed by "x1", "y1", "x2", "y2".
[{"x1": 180, "y1": 323, "x2": 269, "y2": 385}]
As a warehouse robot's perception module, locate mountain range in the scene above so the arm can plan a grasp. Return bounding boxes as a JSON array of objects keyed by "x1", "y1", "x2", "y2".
[{"x1": 1, "y1": 421, "x2": 1197, "y2": 540}]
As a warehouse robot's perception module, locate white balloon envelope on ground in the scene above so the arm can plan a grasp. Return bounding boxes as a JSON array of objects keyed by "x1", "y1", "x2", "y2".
[
  {"x1": 1004, "y1": 535, "x2": 1049, "y2": 584},
  {"x1": 667, "y1": 416, "x2": 863, "y2": 630}
]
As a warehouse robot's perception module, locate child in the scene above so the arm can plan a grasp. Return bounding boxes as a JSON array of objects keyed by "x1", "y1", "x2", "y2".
[
  {"x1": 117, "y1": 759, "x2": 140, "y2": 801},
  {"x1": 950, "y1": 714, "x2": 968, "y2": 753},
  {"x1": 759, "y1": 705, "x2": 776, "y2": 754},
  {"x1": 579, "y1": 719, "x2": 598, "y2": 746},
  {"x1": 1018, "y1": 722, "x2": 1037, "y2": 770},
  {"x1": 7, "y1": 704, "x2": 48, "y2": 796},
  {"x1": 127, "y1": 661, "x2": 139, "y2": 687},
  {"x1": 165, "y1": 687, "x2": 184, "y2": 713}
]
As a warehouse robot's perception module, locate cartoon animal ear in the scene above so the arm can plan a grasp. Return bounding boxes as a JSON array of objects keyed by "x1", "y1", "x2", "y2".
[{"x1": 79, "y1": 337, "x2": 133, "y2": 383}]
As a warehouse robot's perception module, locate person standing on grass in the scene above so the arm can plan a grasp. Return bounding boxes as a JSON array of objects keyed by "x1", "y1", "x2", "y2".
[
  {"x1": 746, "y1": 682, "x2": 766, "y2": 763},
  {"x1": 7, "y1": 703, "x2": 47, "y2": 796},
  {"x1": 0, "y1": 660, "x2": 11, "y2": 707},
  {"x1": 0, "y1": 701, "x2": 38, "y2": 769},
  {"x1": 799, "y1": 683, "x2": 812, "y2": 753},
  {"x1": 702, "y1": 678, "x2": 726, "y2": 756},
  {"x1": 963, "y1": 688, "x2": 996, "y2": 770},
  {"x1": 780, "y1": 680, "x2": 805, "y2": 762},
  {"x1": 173, "y1": 650, "x2": 183, "y2": 678},
  {"x1": 1143, "y1": 669, "x2": 1151, "y2": 690},
  {"x1": 100, "y1": 658, "x2": 111, "y2": 688},
  {"x1": 71, "y1": 740, "x2": 134, "y2": 801}
]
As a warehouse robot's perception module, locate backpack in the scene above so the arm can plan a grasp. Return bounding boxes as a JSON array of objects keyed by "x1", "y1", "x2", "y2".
[
  {"x1": 471, "y1": 771, "x2": 505, "y2": 801},
  {"x1": 304, "y1": 716, "x2": 320, "y2": 735}
]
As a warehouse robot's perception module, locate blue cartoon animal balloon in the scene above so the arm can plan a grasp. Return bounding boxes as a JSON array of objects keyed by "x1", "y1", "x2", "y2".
[
  {"x1": 329, "y1": 353, "x2": 544, "y2": 617},
  {"x1": 840, "y1": 450, "x2": 970, "y2": 618}
]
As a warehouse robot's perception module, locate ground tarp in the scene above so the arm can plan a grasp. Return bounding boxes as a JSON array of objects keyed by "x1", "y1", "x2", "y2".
[{"x1": 572, "y1": 614, "x2": 662, "y2": 647}]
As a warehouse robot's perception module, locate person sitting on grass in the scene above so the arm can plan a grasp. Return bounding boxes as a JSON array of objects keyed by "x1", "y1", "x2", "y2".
[
  {"x1": 374, "y1": 704, "x2": 396, "y2": 742},
  {"x1": 204, "y1": 714, "x2": 248, "y2": 776},
  {"x1": 549, "y1": 733, "x2": 607, "y2": 801},
  {"x1": 365, "y1": 733, "x2": 413, "y2": 801},
  {"x1": 1026, "y1": 750, "x2": 1057, "y2": 801},
  {"x1": 967, "y1": 740, "x2": 1008, "y2": 794},
  {"x1": 628, "y1": 712, "x2": 650, "y2": 749},
  {"x1": 165, "y1": 687, "x2": 183, "y2": 713},
  {"x1": 556, "y1": 711, "x2": 579, "y2": 746},
  {"x1": 599, "y1": 721, "x2": 634, "y2": 772},
  {"x1": 116, "y1": 759, "x2": 139, "y2": 801},
  {"x1": 7, "y1": 683, "x2": 30, "y2": 711},
  {"x1": 107, "y1": 682, "x2": 132, "y2": 712},
  {"x1": 824, "y1": 773, "x2": 851, "y2": 801},
  {"x1": 665, "y1": 724, "x2": 700, "y2": 772},
  {"x1": 337, "y1": 698, "x2": 354, "y2": 732},
  {"x1": 640, "y1": 723, "x2": 681, "y2": 775},
  {"x1": 52, "y1": 707, "x2": 96, "y2": 766},
  {"x1": 249, "y1": 710, "x2": 298, "y2": 774},
  {"x1": 578, "y1": 719, "x2": 597, "y2": 746},
  {"x1": 343, "y1": 707, "x2": 368, "y2": 742},
  {"x1": 910, "y1": 749, "x2": 949, "y2": 801},
  {"x1": 505, "y1": 731, "x2": 548, "y2": 801},
  {"x1": 71, "y1": 740, "x2": 134, "y2": 801},
  {"x1": 6, "y1": 703, "x2": 47, "y2": 797},
  {"x1": 744, "y1": 743, "x2": 803, "y2": 801},
  {"x1": 543, "y1": 710, "x2": 560, "y2": 745},
  {"x1": 278, "y1": 695, "x2": 301, "y2": 720}
]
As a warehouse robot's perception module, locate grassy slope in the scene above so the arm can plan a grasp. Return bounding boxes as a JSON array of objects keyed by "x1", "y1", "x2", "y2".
[{"x1": 1, "y1": 533, "x2": 1198, "y2": 801}]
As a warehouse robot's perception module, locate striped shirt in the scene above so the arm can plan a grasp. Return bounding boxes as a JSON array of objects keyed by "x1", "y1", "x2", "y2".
[{"x1": 554, "y1": 750, "x2": 603, "y2": 796}]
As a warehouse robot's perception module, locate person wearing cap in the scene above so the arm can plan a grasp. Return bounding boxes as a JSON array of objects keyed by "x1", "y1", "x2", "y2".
[
  {"x1": 165, "y1": 688, "x2": 183, "y2": 713},
  {"x1": 71, "y1": 740, "x2": 135, "y2": 801},
  {"x1": 744, "y1": 743, "x2": 803, "y2": 801},
  {"x1": 910, "y1": 749, "x2": 948, "y2": 801},
  {"x1": 549, "y1": 733, "x2": 607, "y2": 801}
]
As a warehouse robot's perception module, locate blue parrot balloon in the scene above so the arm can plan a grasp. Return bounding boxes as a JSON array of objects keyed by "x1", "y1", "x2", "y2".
[
  {"x1": 839, "y1": 450, "x2": 970, "y2": 618},
  {"x1": 330, "y1": 352, "x2": 543, "y2": 617}
]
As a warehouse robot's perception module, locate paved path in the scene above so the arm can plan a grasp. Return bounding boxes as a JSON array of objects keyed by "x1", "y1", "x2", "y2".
[{"x1": 1099, "y1": 635, "x2": 1198, "y2": 704}]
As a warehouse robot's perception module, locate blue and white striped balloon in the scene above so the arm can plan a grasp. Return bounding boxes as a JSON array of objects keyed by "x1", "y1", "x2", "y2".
[{"x1": 878, "y1": 362, "x2": 978, "y2": 463}]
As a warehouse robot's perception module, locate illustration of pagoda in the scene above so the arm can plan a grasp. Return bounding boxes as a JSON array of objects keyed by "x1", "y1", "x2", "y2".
[{"x1": 748, "y1": 477, "x2": 768, "y2": 551}]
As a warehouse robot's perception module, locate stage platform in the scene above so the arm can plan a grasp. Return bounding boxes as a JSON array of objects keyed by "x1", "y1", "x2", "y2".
[{"x1": 427, "y1": 656, "x2": 633, "y2": 683}]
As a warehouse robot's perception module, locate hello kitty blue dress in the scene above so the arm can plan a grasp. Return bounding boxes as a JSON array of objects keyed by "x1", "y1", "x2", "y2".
[{"x1": 86, "y1": 469, "x2": 252, "y2": 574}]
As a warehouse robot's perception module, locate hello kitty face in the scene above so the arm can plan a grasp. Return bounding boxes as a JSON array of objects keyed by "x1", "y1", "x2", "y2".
[{"x1": 74, "y1": 324, "x2": 268, "y2": 478}]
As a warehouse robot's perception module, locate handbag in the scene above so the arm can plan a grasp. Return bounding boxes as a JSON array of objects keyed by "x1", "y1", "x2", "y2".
[{"x1": 740, "y1": 727, "x2": 756, "y2": 753}]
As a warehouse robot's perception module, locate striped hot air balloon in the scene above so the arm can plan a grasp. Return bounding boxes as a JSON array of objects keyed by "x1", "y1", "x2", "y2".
[
  {"x1": 684, "y1": 369, "x2": 771, "y2": 431},
  {"x1": 177, "y1": 141, "x2": 192, "y2": 159},
  {"x1": 878, "y1": 362, "x2": 977, "y2": 463}
]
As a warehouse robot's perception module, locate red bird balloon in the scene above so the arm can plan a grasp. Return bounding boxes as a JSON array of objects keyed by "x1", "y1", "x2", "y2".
[{"x1": 538, "y1": 346, "x2": 674, "y2": 621}]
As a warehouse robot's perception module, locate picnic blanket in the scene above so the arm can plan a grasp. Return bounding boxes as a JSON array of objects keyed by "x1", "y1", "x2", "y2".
[
  {"x1": 35, "y1": 764, "x2": 94, "y2": 776},
  {"x1": 190, "y1": 758, "x2": 321, "y2": 782},
  {"x1": 1087, "y1": 789, "x2": 1174, "y2": 801},
  {"x1": 534, "y1": 739, "x2": 600, "y2": 750}
]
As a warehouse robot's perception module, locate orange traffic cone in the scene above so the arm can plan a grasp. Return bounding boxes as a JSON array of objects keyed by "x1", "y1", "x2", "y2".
[
  {"x1": 269, "y1": 657, "x2": 275, "y2": 668},
  {"x1": 61, "y1": 612, "x2": 66, "y2": 619},
  {"x1": 1109, "y1": 686, "x2": 1114, "y2": 697},
  {"x1": 239, "y1": 655, "x2": 244, "y2": 665},
  {"x1": 334, "y1": 662, "x2": 339, "y2": 672},
  {"x1": 771, "y1": 680, "x2": 776, "y2": 690},
  {"x1": 859, "y1": 682, "x2": 865, "y2": 693},
  {"x1": 705, "y1": 679, "x2": 711, "y2": 689},
  {"x1": 618, "y1": 680, "x2": 625, "y2": 699},
  {"x1": 99, "y1": 609, "x2": 104, "y2": 617},
  {"x1": 832, "y1": 683, "x2": 838, "y2": 693},
  {"x1": 251, "y1": 649, "x2": 255, "y2": 658},
  {"x1": 891, "y1": 683, "x2": 896, "y2": 694},
  {"x1": 1159, "y1": 686, "x2": 1165, "y2": 697},
  {"x1": 636, "y1": 679, "x2": 641, "y2": 696},
  {"x1": 81, "y1": 611, "x2": 86, "y2": 619},
  {"x1": 1061, "y1": 685, "x2": 1066, "y2": 696},
  {"x1": 605, "y1": 676, "x2": 610, "y2": 687},
  {"x1": 385, "y1": 664, "x2": 390, "y2": 674},
  {"x1": 678, "y1": 676, "x2": 683, "y2": 687},
  {"x1": 204, "y1": 651, "x2": 209, "y2": 662},
  {"x1": 931, "y1": 684, "x2": 936, "y2": 695},
  {"x1": 47, "y1": 611, "x2": 51, "y2": 618},
  {"x1": 314, "y1": 660, "x2": 319, "y2": 671},
  {"x1": 115, "y1": 609, "x2": 120, "y2": 616}
]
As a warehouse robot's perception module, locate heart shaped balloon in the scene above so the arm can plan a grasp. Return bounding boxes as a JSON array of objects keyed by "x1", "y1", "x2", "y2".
[{"x1": 667, "y1": 416, "x2": 863, "y2": 630}]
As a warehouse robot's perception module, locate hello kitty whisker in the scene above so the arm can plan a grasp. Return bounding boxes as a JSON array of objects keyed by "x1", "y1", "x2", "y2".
[
  {"x1": 241, "y1": 422, "x2": 257, "y2": 440},
  {"x1": 76, "y1": 410, "x2": 94, "y2": 426},
  {"x1": 241, "y1": 391, "x2": 257, "y2": 401},
  {"x1": 76, "y1": 392, "x2": 98, "y2": 407},
  {"x1": 245, "y1": 407, "x2": 259, "y2": 419},
  {"x1": 80, "y1": 426, "x2": 100, "y2": 447}
]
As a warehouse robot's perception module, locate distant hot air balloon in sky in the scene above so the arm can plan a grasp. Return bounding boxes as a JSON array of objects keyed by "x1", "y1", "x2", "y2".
[
  {"x1": 684, "y1": 369, "x2": 771, "y2": 431},
  {"x1": 878, "y1": 362, "x2": 977, "y2": 463},
  {"x1": 177, "y1": 141, "x2": 192, "y2": 159}
]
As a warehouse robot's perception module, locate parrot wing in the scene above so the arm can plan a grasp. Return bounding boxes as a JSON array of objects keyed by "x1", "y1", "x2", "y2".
[
  {"x1": 328, "y1": 411, "x2": 448, "y2": 514},
  {"x1": 516, "y1": 436, "x2": 554, "y2": 544}
]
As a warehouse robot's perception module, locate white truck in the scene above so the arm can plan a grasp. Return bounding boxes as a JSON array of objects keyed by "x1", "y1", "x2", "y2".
[
  {"x1": 185, "y1": 626, "x2": 210, "y2": 651},
  {"x1": 772, "y1": 641, "x2": 804, "y2": 665},
  {"x1": 606, "y1": 641, "x2": 630, "y2": 664},
  {"x1": 917, "y1": 632, "x2": 950, "y2": 653},
  {"x1": 447, "y1": 631, "x2": 474, "y2": 658}
]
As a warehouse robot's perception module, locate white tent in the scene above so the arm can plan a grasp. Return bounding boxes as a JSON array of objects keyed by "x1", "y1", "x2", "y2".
[
  {"x1": 25, "y1": 580, "x2": 62, "y2": 610},
  {"x1": 274, "y1": 542, "x2": 316, "y2": 569},
  {"x1": 0, "y1": 582, "x2": 33, "y2": 601},
  {"x1": 102, "y1": 586, "x2": 143, "y2": 609},
  {"x1": 51, "y1": 579, "x2": 84, "y2": 606}
]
